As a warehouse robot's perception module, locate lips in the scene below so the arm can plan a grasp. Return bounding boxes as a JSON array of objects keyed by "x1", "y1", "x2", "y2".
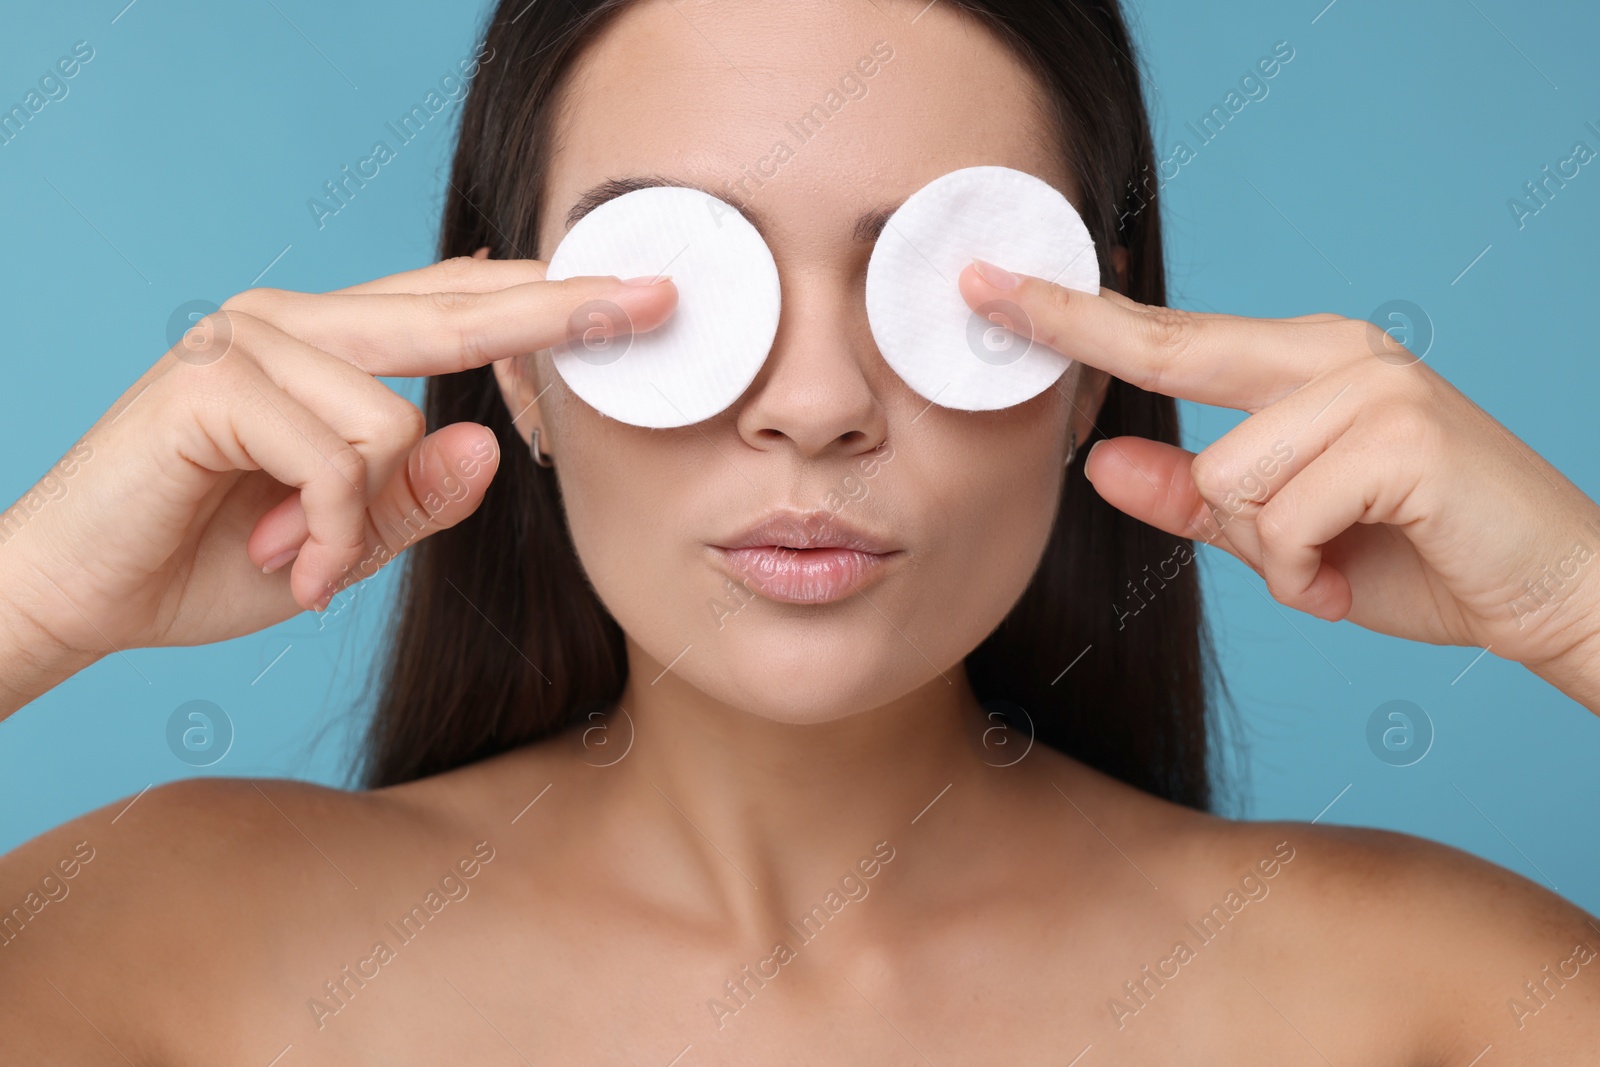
[
  {"x1": 717, "y1": 511, "x2": 897, "y2": 554},
  {"x1": 711, "y1": 510, "x2": 901, "y2": 605}
]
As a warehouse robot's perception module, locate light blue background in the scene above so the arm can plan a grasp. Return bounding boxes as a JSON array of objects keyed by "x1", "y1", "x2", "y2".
[{"x1": 2, "y1": 1, "x2": 1597, "y2": 913}]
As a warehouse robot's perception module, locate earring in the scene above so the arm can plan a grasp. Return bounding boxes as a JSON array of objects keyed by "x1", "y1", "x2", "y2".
[
  {"x1": 530, "y1": 428, "x2": 554, "y2": 468},
  {"x1": 1064, "y1": 433, "x2": 1079, "y2": 469}
]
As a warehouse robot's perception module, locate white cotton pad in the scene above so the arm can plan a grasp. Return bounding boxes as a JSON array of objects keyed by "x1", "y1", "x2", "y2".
[
  {"x1": 545, "y1": 186, "x2": 781, "y2": 428},
  {"x1": 864, "y1": 165, "x2": 1100, "y2": 411}
]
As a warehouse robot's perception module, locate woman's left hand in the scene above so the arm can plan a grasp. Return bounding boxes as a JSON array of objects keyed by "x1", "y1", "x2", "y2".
[{"x1": 960, "y1": 259, "x2": 1600, "y2": 709}]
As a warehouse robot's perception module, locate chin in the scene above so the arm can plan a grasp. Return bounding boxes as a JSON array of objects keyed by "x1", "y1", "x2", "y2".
[{"x1": 691, "y1": 614, "x2": 956, "y2": 726}]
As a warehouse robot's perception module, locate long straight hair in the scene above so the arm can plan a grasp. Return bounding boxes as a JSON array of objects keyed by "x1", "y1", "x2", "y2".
[{"x1": 362, "y1": 0, "x2": 1228, "y2": 811}]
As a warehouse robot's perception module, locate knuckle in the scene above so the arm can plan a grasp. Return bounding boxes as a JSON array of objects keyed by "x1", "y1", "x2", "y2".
[
  {"x1": 1353, "y1": 317, "x2": 1394, "y2": 351},
  {"x1": 213, "y1": 308, "x2": 261, "y2": 345},
  {"x1": 1261, "y1": 569, "x2": 1297, "y2": 607},
  {"x1": 419, "y1": 290, "x2": 487, "y2": 367},
  {"x1": 393, "y1": 399, "x2": 428, "y2": 445},
  {"x1": 176, "y1": 318, "x2": 254, "y2": 378},
  {"x1": 1141, "y1": 307, "x2": 1202, "y2": 395},
  {"x1": 370, "y1": 398, "x2": 427, "y2": 452},
  {"x1": 324, "y1": 444, "x2": 369, "y2": 490},
  {"x1": 1255, "y1": 502, "x2": 1295, "y2": 546},
  {"x1": 1371, "y1": 396, "x2": 1442, "y2": 454},
  {"x1": 1381, "y1": 354, "x2": 1443, "y2": 398},
  {"x1": 1028, "y1": 283, "x2": 1076, "y2": 350},
  {"x1": 423, "y1": 288, "x2": 479, "y2": 315},
  {"x1": 1145, "y1": 306, "x2": 1198, "y2": 356},
  {"x1": 1187, "y1": 450, "x2": 1234, "y2": 502},
  {"x1": 1041, "y1": 279, "x2": 1077, "y2": 317},
  {"x1": 220, "y1": 287, "x2": 279, "y2": 315}
]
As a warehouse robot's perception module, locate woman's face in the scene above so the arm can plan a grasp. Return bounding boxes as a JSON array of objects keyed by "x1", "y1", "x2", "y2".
[{"x1": 495, "y1": 0, "x2": 1109, "y2": 724}]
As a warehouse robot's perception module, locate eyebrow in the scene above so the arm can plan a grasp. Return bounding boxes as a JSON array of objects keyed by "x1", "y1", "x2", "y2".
[{"x1": 564, "y1": 174, "x2": 900, "y2": 244}]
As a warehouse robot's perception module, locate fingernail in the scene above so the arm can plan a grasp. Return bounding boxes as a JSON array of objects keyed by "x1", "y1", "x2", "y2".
[
  {"x1": 262, "y1": 547, "x2": 300, "y2": 574},
  {"x1": 619, "y1": 274, "x2": 673, "y2": 286},
  {"x1": 971, "y1": 258, "x2": 1019, "y2": 290},
  {"x1": 1086, "y1": 440, "x2": 1104, "y2": 466}
]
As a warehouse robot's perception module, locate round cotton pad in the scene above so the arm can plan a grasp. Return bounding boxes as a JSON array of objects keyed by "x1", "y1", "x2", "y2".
[
  {"x1": 864, "y1": 165, "x2": 1100, "y2": 411},
  {"x1": 545, "y1": 186, "x2": 781, "y2": 428}
]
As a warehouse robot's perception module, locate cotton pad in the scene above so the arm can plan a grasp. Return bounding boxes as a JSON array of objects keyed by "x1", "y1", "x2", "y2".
[
  {"x1": 864, "y1": 165, "x2": 1100, "y2": 411},
  {"x1": 545, "y1": 186, "x2": 781, "y2": 428}
]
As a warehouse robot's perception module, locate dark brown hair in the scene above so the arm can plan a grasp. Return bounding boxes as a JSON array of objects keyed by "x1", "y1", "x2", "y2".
[{"x1": 363, "y1": 0, "x2": 1229, "y2": 811}]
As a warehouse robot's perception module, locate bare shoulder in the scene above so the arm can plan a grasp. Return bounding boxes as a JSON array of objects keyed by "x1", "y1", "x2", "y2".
[
  {"x1": 1258, "y1": 818, "x2": 1600, "y2": 1063},
  {"x1": 0, "y1": 774, "x2": 452, "y2": 1063},
  {"x1": 0, "y1": 739, "x2": 566, "y2": 1063},
  {"x1": 1051, "y1": 758, "x2": 1600, "y2": 1062}
]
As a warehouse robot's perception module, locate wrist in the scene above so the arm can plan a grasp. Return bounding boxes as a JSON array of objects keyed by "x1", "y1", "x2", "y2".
[
  {"x1": 1522, "y1": 621, "x2": 1600, "y2": 716},
  {"x1": 0, "y1": 581, "x2": 103, "y2": 718}
]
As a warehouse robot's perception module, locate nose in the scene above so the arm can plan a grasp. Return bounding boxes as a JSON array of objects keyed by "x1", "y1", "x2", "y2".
[{"x1": 734, "y1": 270, "x2": 889, "y2": 461}]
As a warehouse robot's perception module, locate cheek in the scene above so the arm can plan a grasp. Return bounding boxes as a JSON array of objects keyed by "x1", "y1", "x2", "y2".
[
  {"x1": 925, "y1": 420, "x2": 1064, "y2": 631},
  {"x1": 543, "y1": 381, "x2": 1067, "y2": 723},
  {"x1": 550, "y1": 408, "x2": 692, "y2": 635}
]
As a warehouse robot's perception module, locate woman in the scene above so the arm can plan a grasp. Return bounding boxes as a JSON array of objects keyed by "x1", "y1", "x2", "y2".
[{"x1": 1, "y1": 0, "x2": 1597, "y2": 1062}]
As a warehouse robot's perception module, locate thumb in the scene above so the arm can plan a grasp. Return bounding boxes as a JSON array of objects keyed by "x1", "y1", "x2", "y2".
[
  {"x1": 367, "y1": 420, "x2": 502, "y2": 559},
  {"x1": 1083, "y1": 435, "x2": 1236, "y2": 554},
  {"x1": 252, "y1": 422, "x2": 502, "y2": 602}
]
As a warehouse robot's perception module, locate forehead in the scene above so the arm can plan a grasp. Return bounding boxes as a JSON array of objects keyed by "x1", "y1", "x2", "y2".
[{"x1": 538, "y1": 0, "x2": 1072, "y2": 259}]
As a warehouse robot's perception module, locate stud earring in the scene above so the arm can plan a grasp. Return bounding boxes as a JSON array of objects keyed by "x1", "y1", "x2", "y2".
[
  {"x1": 1064, "y1": 433, "x2": 1079, "y2": 469},
  {"x1": 530, "y1": 428, "x2": 554, "y2": 468}
]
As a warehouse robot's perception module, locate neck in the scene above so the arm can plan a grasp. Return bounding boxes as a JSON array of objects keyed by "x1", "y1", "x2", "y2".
[{"x1": 594, "y1": 636, "x2": 996, "y2": 935}]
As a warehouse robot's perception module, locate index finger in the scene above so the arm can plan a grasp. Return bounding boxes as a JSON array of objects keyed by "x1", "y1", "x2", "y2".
[
  {"x1": 325, "y1": 252, "x2": 548, "y2": 296},
  {"x1": 958, "y1": 259, "x2": 1351, "y2": 411},
  {"x1": 222, "y1": 272, "x2": 678, "y2": 377}
]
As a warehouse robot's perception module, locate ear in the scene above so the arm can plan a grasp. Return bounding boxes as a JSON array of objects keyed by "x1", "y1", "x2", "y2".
[
  {"x1": 477, "y1": 245, "x2": 552, "y2": 458},
  {"x1": 1068, "y1": 245, "x2": 1129, "y2": 435},
  {"x1": 1110, "y1": 245, "x2": 1130, "y2": 291},
  {"x1": 491, "y1": 352, "x2": 547, "y2": 455},
  {"x1": 1075, "y1": 362, "x2": 1112, "y2": 430}
]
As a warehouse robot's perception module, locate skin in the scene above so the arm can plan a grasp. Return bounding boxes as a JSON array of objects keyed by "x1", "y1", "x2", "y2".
[{"x1": 2, "y1": 1, "x2": 1600, "y2": 1064}]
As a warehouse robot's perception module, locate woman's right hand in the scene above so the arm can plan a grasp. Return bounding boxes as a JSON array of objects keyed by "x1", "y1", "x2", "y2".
[{"x1": 0, "y1": 253, "x2": 677, "y2": 712}]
